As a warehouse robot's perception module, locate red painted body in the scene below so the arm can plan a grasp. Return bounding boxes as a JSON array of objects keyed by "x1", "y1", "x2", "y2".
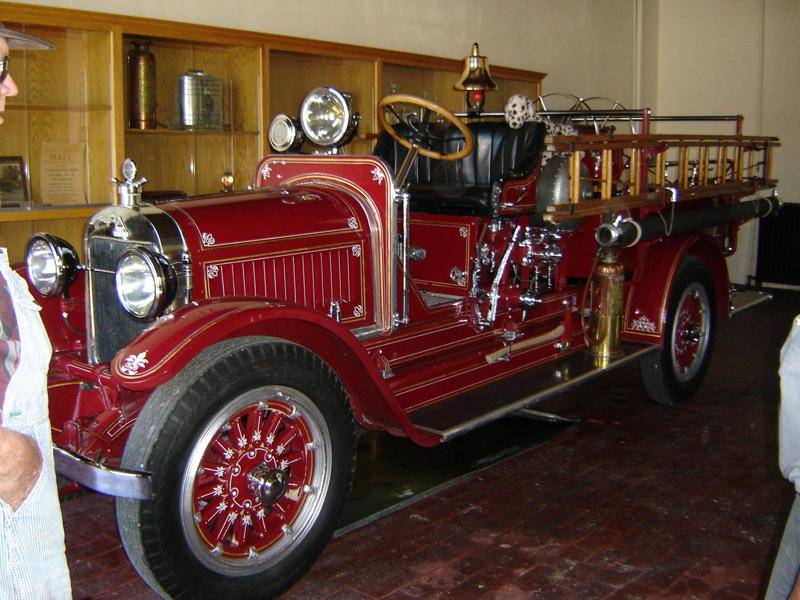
[
  {"x1": 20, "y1": 109, "x2": 778, "y2": 595},
  {"x1": 29, "y1": 143, "x2": 772, "y2": 468}
]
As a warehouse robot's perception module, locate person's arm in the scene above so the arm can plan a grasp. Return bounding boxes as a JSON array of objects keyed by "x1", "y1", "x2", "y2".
[{"x1": 0, "y1": 425, "x2": 42, "y2": 511}]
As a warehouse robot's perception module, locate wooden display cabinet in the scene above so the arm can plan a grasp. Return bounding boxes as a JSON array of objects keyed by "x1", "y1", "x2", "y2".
[{"x1": 0, "y1": 1, "x2": 545, "y2": 262}]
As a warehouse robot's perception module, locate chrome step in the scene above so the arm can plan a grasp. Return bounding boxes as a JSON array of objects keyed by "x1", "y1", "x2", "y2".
[
  {"x1": 410, "y1": 342, "x2": 658, "y2": 442},
  {"x1": 729, "y1": 287, "x2": 772, "y2": 316}
]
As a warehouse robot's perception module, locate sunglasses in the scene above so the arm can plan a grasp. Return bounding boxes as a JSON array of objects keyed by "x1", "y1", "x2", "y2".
[{"x1": 0, "y1": 56, "x2": 10, "y2": 84}]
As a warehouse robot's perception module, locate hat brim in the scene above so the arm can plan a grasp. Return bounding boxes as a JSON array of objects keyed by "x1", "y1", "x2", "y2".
[{"x1": 0, "y1": 24, "x2": 54, "y2": 50}]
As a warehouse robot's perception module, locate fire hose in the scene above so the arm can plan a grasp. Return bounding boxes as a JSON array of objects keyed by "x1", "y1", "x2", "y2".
[{"x1": 594, "y1": 192, "x2": 780, "y2": 248}]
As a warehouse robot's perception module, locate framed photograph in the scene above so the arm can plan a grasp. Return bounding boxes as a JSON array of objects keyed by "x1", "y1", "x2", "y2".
[{"x1": 0, "y1": 156, "x2": 28, "y2": 208}]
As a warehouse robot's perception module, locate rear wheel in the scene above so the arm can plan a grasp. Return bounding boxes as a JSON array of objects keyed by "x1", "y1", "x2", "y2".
[
  {"x1": 640, "y1": 257, "x2": 716, "y2": 405},
  {"x1": 116, "y1": 338, "x2": 355, "y2": 600}
]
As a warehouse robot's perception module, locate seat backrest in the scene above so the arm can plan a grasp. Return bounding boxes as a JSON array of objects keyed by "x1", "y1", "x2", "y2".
[
  {"x1": 373, "y1": 120, "x2": 546, "y2": 188},
  {"x1": 435, "y1": 121, "x2": 546, "y2": 187},
  {"x1": 372, "y1": 123, "x2": 441, "y2": 184}
]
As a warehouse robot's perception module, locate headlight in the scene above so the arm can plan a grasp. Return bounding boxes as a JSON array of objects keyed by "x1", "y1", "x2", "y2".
[
  {"x1": 269, "y1": 114, "x2": 304, "y2": 153},
  {"x1": 115, "y1": 247, "x2": 176, "y2": 321},
  {"x1": 299, "y1": 87, "x2": 359, "y2": 148},
  {"x1": 25, "y1": 233, "x2": 79, "y2": 297}
]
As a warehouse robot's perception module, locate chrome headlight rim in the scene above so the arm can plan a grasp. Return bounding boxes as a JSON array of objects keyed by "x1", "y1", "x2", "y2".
[
  {"x1": 25, "y1": 233, "x2": 80, "y2": 298},
  {"x1": 115, "y1": 247, "x2": 177, "y2": 321},
  {"x1": 299, "y1": 86, "x2": 358, "y2": 148},
  {"x1": 269, "y1": 113, "x2": 305, "y2": 153}
]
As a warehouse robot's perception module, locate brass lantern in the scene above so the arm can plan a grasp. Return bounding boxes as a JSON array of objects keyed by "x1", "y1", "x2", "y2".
[{"x1": 454, "y1": 43, "x2": 497, "y2": 115}]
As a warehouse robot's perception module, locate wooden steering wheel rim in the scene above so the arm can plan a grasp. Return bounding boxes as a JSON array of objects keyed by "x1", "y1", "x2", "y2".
[{"x1": 377, "y1": 94, "x2": 474, "y2": 161}]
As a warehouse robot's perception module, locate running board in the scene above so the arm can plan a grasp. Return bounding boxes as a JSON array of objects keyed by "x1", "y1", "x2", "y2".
[
  {"x1": 729, "y1": 287, "x2": 772, "y2": 316},
  {"x1": 410, "y1": 342, "x2": 658, "y2": 442}
]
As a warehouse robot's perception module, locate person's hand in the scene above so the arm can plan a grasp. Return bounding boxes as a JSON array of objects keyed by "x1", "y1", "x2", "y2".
[{"x1": 0, "y1": 426, "x2": 43, "y2": 511}]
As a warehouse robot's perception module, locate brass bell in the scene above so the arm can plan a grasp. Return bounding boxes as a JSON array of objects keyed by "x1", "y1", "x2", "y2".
[
  {"x1": 454, "y1": 43, "x2": 497, "y2": 92},
  {"x1": 454, "y1": 43, "x2": 496, "y2": 115}
]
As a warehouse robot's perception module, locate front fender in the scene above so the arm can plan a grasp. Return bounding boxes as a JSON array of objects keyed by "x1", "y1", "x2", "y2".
[
  {"x1": 110, "y1": 299, "x2": 290, "y2": 386},
  {"x1": 109, "y1": 299, "x2": 439, "y2": 446},
  {"x1": 623, "y1": 234, "x2": 729, "y2": 345}
]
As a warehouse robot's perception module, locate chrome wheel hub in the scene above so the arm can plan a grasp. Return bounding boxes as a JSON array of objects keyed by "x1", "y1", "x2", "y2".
[{"x1": 248, "y1": 465, "x2": 288, "y2": 506}]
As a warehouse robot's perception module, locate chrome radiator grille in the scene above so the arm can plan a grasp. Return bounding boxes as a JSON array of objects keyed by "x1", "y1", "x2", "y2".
[{"x1": 87, "y1": 236, "x2": 155, "y2": 364}]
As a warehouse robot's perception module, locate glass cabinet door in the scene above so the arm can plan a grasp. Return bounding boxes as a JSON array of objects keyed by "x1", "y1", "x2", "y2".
[
  {"x1": 123, "y1": 36, "x2": 263, "y2": 195},
  {"x1": 1, "y1": 24, "x2": 113, "y2": 208}
]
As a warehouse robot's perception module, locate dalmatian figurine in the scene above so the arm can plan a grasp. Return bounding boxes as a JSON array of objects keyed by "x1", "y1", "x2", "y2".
[
  {"x1": 504, "y1": 94, "x2": 578, "y2": 137},
  {"x1": 504, "y1": 94, "x2": 578, "y2": 167}
]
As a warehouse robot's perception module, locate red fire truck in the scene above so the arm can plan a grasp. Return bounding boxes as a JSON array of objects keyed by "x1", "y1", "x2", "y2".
[{"x1": 21, "y1": 87, "x2": 779, "y2": 598}]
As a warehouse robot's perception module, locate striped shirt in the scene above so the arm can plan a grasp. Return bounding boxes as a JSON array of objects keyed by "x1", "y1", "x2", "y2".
[{"x1": 0, "y1": 270, "x2": 21, "y2": 425}]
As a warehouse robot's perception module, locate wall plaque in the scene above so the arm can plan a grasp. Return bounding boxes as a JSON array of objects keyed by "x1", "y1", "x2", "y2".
[{"x1": 40, "y1": 142, "x2": 86, "y2": 205}]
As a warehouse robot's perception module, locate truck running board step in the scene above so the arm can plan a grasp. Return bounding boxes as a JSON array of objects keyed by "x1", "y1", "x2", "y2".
[
  {"x1": 729, "y1": 288, "x2": 772, "y2": 316},
  {"x1": 410, "y1": 342, "x2": 659, "y2": 442}
]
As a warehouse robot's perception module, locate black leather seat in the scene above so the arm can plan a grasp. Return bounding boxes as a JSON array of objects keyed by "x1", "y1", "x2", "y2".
[{"x1": 373, "y1": 120, "x2": 546, "y2": 217}]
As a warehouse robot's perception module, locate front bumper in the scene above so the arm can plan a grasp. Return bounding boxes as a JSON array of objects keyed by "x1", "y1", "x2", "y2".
[{"x1": 54, "y1": 445, "x2": 152, "y2": 500}]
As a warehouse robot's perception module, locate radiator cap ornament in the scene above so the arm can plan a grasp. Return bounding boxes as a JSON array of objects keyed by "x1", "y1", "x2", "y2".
[{"x1": 112, "y1": 158, "x2": 148, "y2": 207}]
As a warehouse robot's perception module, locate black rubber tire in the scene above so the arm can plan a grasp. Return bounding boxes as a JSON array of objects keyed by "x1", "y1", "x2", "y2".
[
  {"x1": 116, "y1": 338, "x2": 356, "y2": 600},
  {"x1": 640, "y1": 257, "x2": 716, "y2": 405}
]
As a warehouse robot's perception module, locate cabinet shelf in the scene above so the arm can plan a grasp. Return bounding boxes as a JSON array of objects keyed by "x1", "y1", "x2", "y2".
[
  {"x1": 0, "y1": 205, "x2": 98, "y2": 223},
  {"x1": 6, "y1": 104, "x2": 113, "y2": 112},
  {"x1": 125, "y1": 128, "x2": 260, "y2": 136}
]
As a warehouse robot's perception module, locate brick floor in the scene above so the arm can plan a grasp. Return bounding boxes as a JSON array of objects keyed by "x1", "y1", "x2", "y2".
[{"x1": 64, "y1": 289, "x2": 798, "y2": 599}]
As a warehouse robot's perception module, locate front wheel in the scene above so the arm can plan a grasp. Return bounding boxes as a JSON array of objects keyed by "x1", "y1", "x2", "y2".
[
  {"x1": 116, "y1": 339, "x2": 356, "y2": 600},
  {"x1": 640, "y1": 257, "x2": 717, "y2": 405}
]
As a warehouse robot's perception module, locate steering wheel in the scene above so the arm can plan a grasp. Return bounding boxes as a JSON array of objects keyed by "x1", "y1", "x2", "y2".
[{"x1": 378, "y1": 94, "x2": 474, "y2": 161}]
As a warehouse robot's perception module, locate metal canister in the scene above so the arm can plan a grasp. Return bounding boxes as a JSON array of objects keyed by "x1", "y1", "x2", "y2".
[
  {"x1": 176, "y1": 70, "x2": 223, "y2": 130},
  {"x1": 127, "y1": 40, "x2": 155, "y2": 129},
  {"x1": 589, "y1": 248, "x2": 625, "y2": 367}
]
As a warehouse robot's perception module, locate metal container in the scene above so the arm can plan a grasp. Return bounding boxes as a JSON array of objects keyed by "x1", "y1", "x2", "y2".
[
  {"x1": 589, "y1": 249, "x2": 625, "y2": 367},
  {"x1": 175, "y1": 70, "x2": 223, "y2": 130},
  {"x1": 127, "y1": 40, "x2": 155, "y2": 129}
]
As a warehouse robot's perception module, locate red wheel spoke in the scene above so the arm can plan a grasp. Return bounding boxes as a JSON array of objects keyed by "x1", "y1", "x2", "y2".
[
  {"x1": 253, "y1": 508, "x2": 270, "y2": 536},
  {"x1": 245, "y1": 405, "x2": 264, "y2": 444},
  {"x1": 210, "y1": 509, "x2": 237, "y2": 544},
  {"x1": 274, "y1": 425, "x2": 299, "y2": 453},
  {"x1": 199, "y1": 499, "x2": 228, "y2": 528},
  {"x1": 196, "y1": 480, "x2": 226, "y2": 503},
  {"x1": 200, "y1": 458, "x2": 227, "y2": 480},
  {"x1": 233, "y1": 512, "x2": 251, "y2": 547},
  {"x1": 277, "y1": 449, "x2": 304, "y2": 470},
  {"x1": 270, "y1": 501, "x2": 287, "y2": 519},
  {"x1": 230, "y1": 416, "x2": 247, "y2": 450},
  {"x1": 212, "y1": 436, "x2": 236, "y2": 461},
  {"x1": 262, "y1": 411, "x2": 282, "y2": 445}
]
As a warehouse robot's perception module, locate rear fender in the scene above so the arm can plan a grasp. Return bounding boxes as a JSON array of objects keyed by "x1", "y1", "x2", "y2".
[
  {"x1": 623, "y1": 235, "x2": 728, "y2": 345},
  {"x1": 110, "y1": 299, "x2": 438, "y2": 446}
]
